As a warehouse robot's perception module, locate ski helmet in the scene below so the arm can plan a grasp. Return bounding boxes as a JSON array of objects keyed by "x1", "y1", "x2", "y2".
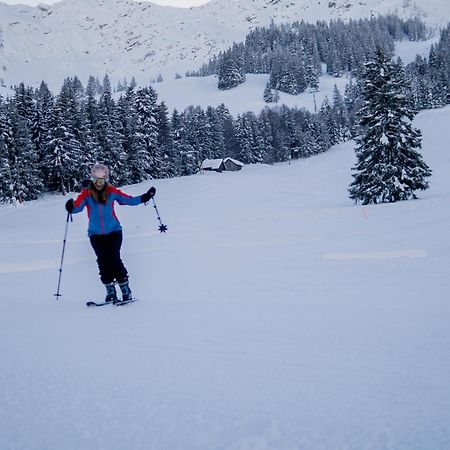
[{"x1": 90, "y1": 163, "x2": 110, "y2": 181}]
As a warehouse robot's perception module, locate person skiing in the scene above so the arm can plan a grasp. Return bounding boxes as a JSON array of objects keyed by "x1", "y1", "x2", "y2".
[{"x1": 65, "y1": 163, "x2": 156, "y2": 303}]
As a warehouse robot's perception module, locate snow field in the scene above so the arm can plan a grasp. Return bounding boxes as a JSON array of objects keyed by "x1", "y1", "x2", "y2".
[{"x1": 0, "y1": 106, "x2": 449, "y2": 449}]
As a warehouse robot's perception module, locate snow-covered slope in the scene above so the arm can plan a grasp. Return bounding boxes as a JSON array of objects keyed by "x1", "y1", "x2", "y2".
[
  {"x1": 0, "y1": 0, "x2": 449, "y2": 90},
  {"x1": 0, "y1": 105, "x2": 449, "y2": 449},
  {"x1": 0, "y1": 38, "x2": 438, "y2": 119},
  {"x1": 136, "y1": 39, "x2": 437, "y2": 116},
  {"x1": 149, "y1": 72, "x2": 351, "y2": 116}
]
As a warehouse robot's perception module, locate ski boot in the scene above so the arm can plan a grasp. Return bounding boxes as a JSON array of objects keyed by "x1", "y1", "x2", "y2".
[
  {"x1": 118, "y1": 279, "x2": 133, "y2": 302},
  {"x1": 104, "y1": 282, "x2": 118, "y2": 303}
]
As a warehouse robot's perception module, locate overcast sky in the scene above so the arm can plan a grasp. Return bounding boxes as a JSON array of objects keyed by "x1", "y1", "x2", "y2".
[{"x1": 1, "y1": 0, "x2": 211, "y2": 7}]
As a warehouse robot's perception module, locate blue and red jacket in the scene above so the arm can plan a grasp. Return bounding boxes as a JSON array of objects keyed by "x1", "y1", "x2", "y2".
[{"x1": 72, "y1": 185, "x2": 142, "y2": 236}]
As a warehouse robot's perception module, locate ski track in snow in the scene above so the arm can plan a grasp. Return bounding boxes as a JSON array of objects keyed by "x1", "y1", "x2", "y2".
[
  {"x1": 0, "y1": 107, "x2": 449, "y2": 449},
  {"x1": 322, "y1": 250, "x2": 428, "y2": 260}
]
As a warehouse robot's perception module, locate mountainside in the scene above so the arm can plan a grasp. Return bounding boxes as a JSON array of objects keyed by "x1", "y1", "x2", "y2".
[{"x1": 0, "y1": 0, "x2": 449, "y2": 90}]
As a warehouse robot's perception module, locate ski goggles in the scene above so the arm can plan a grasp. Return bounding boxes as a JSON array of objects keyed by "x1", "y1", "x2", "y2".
[{"x1": 91, "y1": 177, "x2": 107, "y2": 186}]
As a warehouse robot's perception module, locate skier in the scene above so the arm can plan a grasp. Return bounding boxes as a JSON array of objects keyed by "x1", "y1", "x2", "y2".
[{"x1": 65, "y1": 163, "x2": 156, "y2": 303}]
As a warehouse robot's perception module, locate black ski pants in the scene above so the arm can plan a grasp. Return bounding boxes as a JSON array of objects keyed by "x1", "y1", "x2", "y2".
[{"x1": 90, "y1": 230, "x2": 128, "y2": 285}]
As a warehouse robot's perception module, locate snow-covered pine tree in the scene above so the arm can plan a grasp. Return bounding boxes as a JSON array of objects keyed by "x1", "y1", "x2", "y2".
[
  {"x1": 44, "y1": 99, "x2": 80, "y2": 194},
  {"x1": 66, "y1": 77, "x2": 92, "y2": 186},
  {"x1": 175, "y1": 110, "x2": 199, "y2": 176},
  {"x1": 344, "y1": 79, "x2": 363, "y2": 137},
  {"x1": 83, "y1": 76, "x2": 102, "y2": 172},
  {"x1": 170, "y1": 109, "x2": 184, "y2": 176},
  {"x1": 12, "y1": 83, "x2": 45, "y2": 196},
  {"x1": 407, "y1": 55, "x2": 434, "y2": 110},
  {"x1": 270, "y1": 55, "x2": 306, "y2": 95},
  {"x1": 96, "y1": 75, "x2": 127, "y2": 184},
  {"x1": 206, "y1": 106, "x2": 226, "y2": 159},
  {"x1": 192, "y1": 106, "x2": 214, "y2": 161},
  {"x1": 116, "y1": 87, "x2": 137, "y2": 184},
  {"x1": 349, "y1": 48, "x2": 432, "y2": 205},
  {"x1": 273, "y1": 89, "x2": 280, "y2": 103},
  {"x1": 434, "y1": 25, "x2": 450, "y2": 104},
  {"x1": 156, "y1": 101, "x2": 177, "y2": 178},
  {"x1": 235, "y1": 113, "x2": 257, "y2": 164},
  {"x1": 1, "y1": 94, "x2": 42, "y2": 202},
  {"x1": 331, "y1": 85, "x2": 351, "y2": 142},
  {"x1": 134, "y1": 86, "x2": 160, "y2": 180},
  {"x1": 8, "y1": 107, "x2": 43, "y2": 201},
  {"x1": 216, "y1": 103, "x2": 238, "y2": 158},
  {"x1": 258, "y1": 108, "x2": 277, "y2": 162},
  {"x1": 34, "y1": 82, "x2": 54, "y2": 188},
  {"x1": 100, "y1": 104, "x2": 127, "y2": 186},
  {"x1": 248, "y1": 112, "x2": 266, "y2": 163},
  {"x1": 319, "y1": 96, "x2": 340, "y2": 146},
  {"x1": 218, "y1": 51, "x2": 245, "y2": 90},
  {"x1": 14, "y1": 83, "x2": 35, "y2": 125},
  {"x1": 305, "y1": 51, "x2": 320, "y2": 92},
  {"x1": 176, "y1": 106, "x2": 209, "y2": 172},
  {"x1": 279, "y1": 106, "x2": 300, "y2": 159},
  {"x1": 263, "y1": 83, "x2": 274, "y2": 103},
  {"x1": 0, "y1": 100, "x2": 14, "y2": 202}
]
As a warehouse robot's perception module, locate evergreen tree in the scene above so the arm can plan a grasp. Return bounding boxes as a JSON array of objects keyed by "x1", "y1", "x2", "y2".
[
  {"x1": 170, "y1": 109, "x2": 184, "y2": 175},
  {"x1": 259, "y1": 108, "x2": 278, "y2": 162},
  {"x1": 218, "y1": 51, "x2": 245, "y2": 90},
  {"x1": 156, "y1": 101, "x2": 177, "y2": 178},
  {"x1": 83, "y1": 76, "x2": 102, "y2": 170},
  {"x1": 44, "y1": 100, "x2": 80, "y2": 194},
  {"x1": 270, "y1": 54, "x2": 307, "y2": 95},
  {"x1": 34, "y1": 81, "x2": 54, "y2": 188},
  {"x1": 134, "y1": 86, "x2": 160, "y2": 180},
  {"x1": 14, "y1": 83, "x2": 35, "y2": 125},
  {"x1": 344, "y1": 79, "x2": 363, "y2": 137},
  {"x1": 8, "y1": 106, "x2": 43, "y2": 201},
  {"x1": 319, "y1": 97, "x2": 340, "y2": 146},
  {"x1": 97, "y1": 77, "x2": 126, "y2": 184},
  {"x1": 248, "y1": 112, "x2": 267, "y2": 163},
  {"x1": 331, "y1": 85, "x2": 351, "y2": 142},
  {"x1": 189, "y1": 106, "x2": 213, "y2": 161},
  {"x1": 116, "y1": 88, "x2": 138, "y2": 184},
  {"x1": 235, "y1": 114, "x2": 255, "y2": 163},
  {"x1": 0, "y1": 101, "x2": 14, "y2": 202},
  {"x1": 216, "y1": 103, "x2": 238, "y2": 158},
  {"x1": 206, "y1": 106, "x2": 226, "y2": 159},
  {"x1": 263, "y1": 83, "x2": 274, "y2": 103},
  {"x1": 349, "y1": 49, "x2": 432, "y2": 204},
  {"x1": 176, "y1": 111, "x2": 199, "y2": 176},
  {"x1": 305, "y1": 51, "x2": 320, "y2": 92}
]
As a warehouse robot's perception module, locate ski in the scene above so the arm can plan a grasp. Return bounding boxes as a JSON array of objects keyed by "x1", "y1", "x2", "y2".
[
  {"x1": 86, "y1": 298, "x2": 138, "y2": 307},
  {"x1": 115, "y1": 298, "x2": 138, "y2": 307}
]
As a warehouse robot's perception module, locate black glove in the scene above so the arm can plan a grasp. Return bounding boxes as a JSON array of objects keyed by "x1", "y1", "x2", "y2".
[
  {"x1": 141, "y1": 187, "x2": 156, "y2": 203},
  {"x1": 65, "y1": 199, "x2": 74, "y2": 214}
]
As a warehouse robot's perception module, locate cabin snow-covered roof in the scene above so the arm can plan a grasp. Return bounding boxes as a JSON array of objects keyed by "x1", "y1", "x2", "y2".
[
  {"x1": 223, "y1": 157, "x2": 244, "y2": 167},
  {"x1": 201, "y1": 159, "x2": 224, "y2": 170}
]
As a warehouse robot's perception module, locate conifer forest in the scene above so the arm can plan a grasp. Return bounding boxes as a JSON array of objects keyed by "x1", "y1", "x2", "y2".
[{"x1": 0, "y1": 16, "x2": 449, "y2": 204}]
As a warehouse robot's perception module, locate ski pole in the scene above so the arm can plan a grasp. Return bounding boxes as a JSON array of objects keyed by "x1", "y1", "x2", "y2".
[
  {"x1": 152, "y1": 197, "x2": 168, "y2": 233},
  {"x1": 54, "y1": 212, "x2": 72, "y2": 299}
]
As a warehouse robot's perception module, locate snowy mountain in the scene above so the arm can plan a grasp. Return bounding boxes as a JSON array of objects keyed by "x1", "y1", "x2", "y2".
[
  {"x1": 1, "y1": 105, "x2": 449, "y2": 449},
  {"x1": 0, "y1": 0, "x2": 449, "y2": 90}
]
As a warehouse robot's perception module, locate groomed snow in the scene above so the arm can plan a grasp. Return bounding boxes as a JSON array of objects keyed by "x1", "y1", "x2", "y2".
[{"x1": 0, "y1": 105, "x2": 449, "y2": 449}]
